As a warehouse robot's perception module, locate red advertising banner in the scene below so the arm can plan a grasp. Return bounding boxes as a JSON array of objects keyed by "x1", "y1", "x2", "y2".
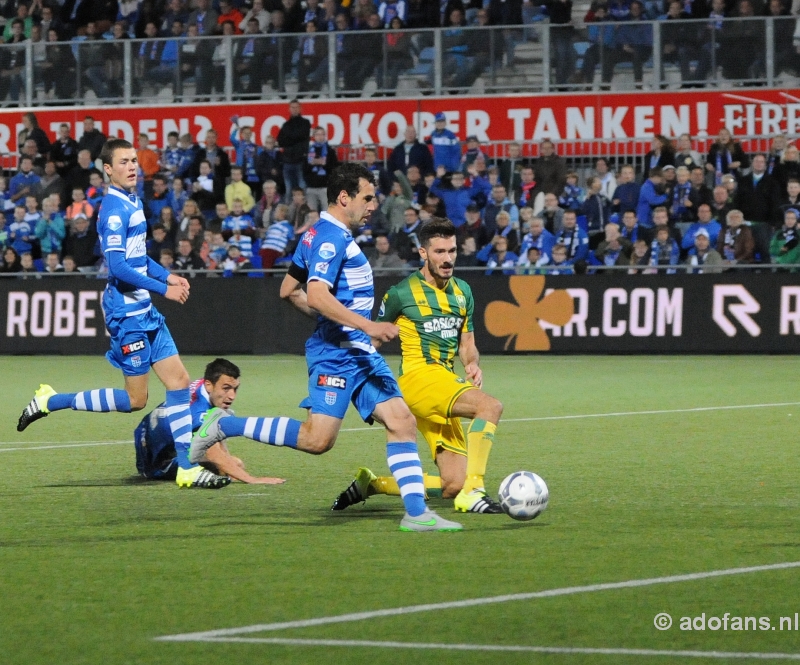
[{"x1": 3, "y1": 89, "x2": 799, "y2": 154}]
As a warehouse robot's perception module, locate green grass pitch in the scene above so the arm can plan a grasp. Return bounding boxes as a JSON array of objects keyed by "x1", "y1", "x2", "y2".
[{"x1": 1, "y1": 354, "x2": 800, "y2": 665}]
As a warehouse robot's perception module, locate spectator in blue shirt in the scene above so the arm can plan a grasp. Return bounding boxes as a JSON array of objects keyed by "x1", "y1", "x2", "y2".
[
  {"x1": 230, "y1": 118, "x2": 263, "y2": 199},
  {"x1": 681, "y1": 202, "x2": 722, "y2": 250},
  {"x1": 9, "y1": 205, "x2": 33, "y2": 254},
  {"x1": 545, "y1": 243, "x2": 575, "y2": 274},
  {"x1": 650, "y1": 225, "x2": 680, "y2": 273},
  {"x1": 484, "y1": 183, "x2": 519, "y2": 236},
  {"x1": 619, "y1": 209, "x2": 652, "y2": 244},
  {"x1": 581, "y1": 176, "x2": 610, "y2": 231},
  {"x1": 222, "y1": 199, "x2": 255, "y2": 235},
  {"x1": 518, "y1": 216, "x2": 556, "y2": 261},
  {"x1": 581, "y1": 3, "x2": 617, "y2": 85},
  {"x1": 429, "y1": 166, "x2": 491, "y2": 228},
  {"x1": 147, "y1": 20, "x2": 184, "y2": 89},
  {"x1": 614, "y1": 0, "x2": 652, "y2": 87},
  {"x1": 555, "y1": 209, "x2": 589, "y2": 264},
  {"x1": 636, "y1": 167, "x2": 668, "y2": 228},
  {"x1": 559, "y1": 171, "x2": 584, "y2": 211},
  {"x1": 478, "y1": 235, "x2": 519, "y2": 275},
  {"x1": 161, "y1": 131, "x2": 183, "y2": 182},
  {"x1": 146, "y1": 175, "x2": 175, "y2": 226},
  {"x1": 425, "y1": 113, "x2": 461, "y2": 173},
  {"x1": 612, "y1": 164, "x2": 640, "y2": 214},
  {"x1": 9, "y1": 157, "x2": 41, "y2": 205}
]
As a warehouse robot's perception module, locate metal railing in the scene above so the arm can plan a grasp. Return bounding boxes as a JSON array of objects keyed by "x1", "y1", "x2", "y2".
[
  {"x1": 3, "y1": 16, "x2": 794, "y2": 107},
  {"x1": 2, "y1": 262, "x2": 798, "y2": 279}
]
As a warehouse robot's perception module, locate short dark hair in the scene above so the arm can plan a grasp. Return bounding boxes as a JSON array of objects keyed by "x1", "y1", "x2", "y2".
[
  {"x1": 167, "y1": 131, "x2": 179, "y2": 139},
  {"x1": 649, "y1": 167, "x2": 663, "y2": 179},
  {"x1": 326, "y1": 163, "x2": 374, "y2": 205},
  {"x1": 152, "y1": 223, "x2": 166, "y2": 232},
  {"x1": 204, "y1": 358, "x2": 241, "y2": 384},
  {"x1": 418, "y1": 217, "x2": 456, "y2": 248},
  {"x1": 100, "y1": 138, "x2": 133, "y2": 166}
]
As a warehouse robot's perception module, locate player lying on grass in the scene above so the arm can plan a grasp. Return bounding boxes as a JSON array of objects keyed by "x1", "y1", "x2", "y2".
[
  {"x1": 190, "y1": 163, "x2": 462, "y2": 531},
  {"x1": 332, "y1": 217, "x2": 504, "y2": 514},
  {"x1": 135, "y1": 357, "x2": 285, "y2": 485},
  {"x1": 17, "y1": 138, "x2": 228, "y2": 489}
]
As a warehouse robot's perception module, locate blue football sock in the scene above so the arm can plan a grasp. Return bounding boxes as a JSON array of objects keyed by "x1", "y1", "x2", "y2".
[
  {"x1": 47, "y1": 392, "x2": 76, "y2": 412},
  {"x1": 166, "y1": 388, "x2": 193, "y2": 469},
  {"x1": 65, "y1": 389, "x2": 132, "y2": 413},
  {"x1": 219, "y1": 415, "x2": 300, "y2": 448},
  {"x1": 387, "y1": 442, "x2": 427, "y2": 517}
]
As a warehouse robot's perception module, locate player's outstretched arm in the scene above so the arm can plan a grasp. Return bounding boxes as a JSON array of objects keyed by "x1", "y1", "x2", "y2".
[
  {"x1": 204, "y1": 441, "x2": 286, "y2": 484},
  {"x1": 459, "y1": 332, "x2": 482, "y2": 388},
  {"x1": 307, "y1": 281, "x2": 399, "y2": 342},
  {"x1": 279, "y1": 273, "x2": 318, "y2": 319}
]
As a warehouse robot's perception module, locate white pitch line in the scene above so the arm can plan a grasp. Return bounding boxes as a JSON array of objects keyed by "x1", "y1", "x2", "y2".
[
  {"x1": 155, "y1": 560, "x2": 800, "y2": 641},
  {"x1": 5, "y1": 402, "x2": 798, "y2": 450},
  {"x1": 338, "y1": 401, "x2": 800, "y2": 433},
  {"x1": 0, "y1": 441, "x2": 129, "y2": 453},
  {"x1": 0, "y1": 439, "x2": 129, "y2": 447},
  {"x1": 172, "y1": 637, "x2": 800, "y2": 660}
]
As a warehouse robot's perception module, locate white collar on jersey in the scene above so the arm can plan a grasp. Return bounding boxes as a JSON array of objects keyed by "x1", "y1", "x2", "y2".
[
  {"x1": 108, "y1": 186, "x2": 138, "y2": 204},
  {"x1": 199, "y1": 381, "x2": 210, "y2": 405},
  {"x1": 320, "y1": 211, "x2": 351, "y2": 233}
]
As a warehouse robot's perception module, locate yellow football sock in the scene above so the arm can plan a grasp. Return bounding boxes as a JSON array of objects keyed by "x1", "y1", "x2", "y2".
[
  {"x1": 370, "y1": 473, "x2": 441, "y2": 497},
  {"x1": 463, "y1": 419, "x2": 496, "y2": 494},
  {"x1": 370, "y1": 475, "x2": 399, "y2": 495}
]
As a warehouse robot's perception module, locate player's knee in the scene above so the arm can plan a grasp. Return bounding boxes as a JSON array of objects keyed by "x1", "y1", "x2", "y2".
[
  {"x1": 478, "y1": 396, "x2": 504, "y2": 424},
  {"x1": 128, "y1": 393, "x2": 148, "y2": 411},
  {"x1": 392, "y1": 408, "x2": 417, "y2": 441},
  {"x1": 304, "y1": 432, "x2": 337, "y2": 455}
]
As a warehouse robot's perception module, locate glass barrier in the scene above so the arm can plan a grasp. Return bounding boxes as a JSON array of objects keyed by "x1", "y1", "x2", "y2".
[{"x1": 8, "y1": 17, "x2": 787, "y2": 107}]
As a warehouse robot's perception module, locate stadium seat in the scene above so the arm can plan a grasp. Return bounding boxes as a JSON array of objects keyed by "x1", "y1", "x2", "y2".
[{"x1": 248, "y1": 253, "x2": 264, "y2": 278}]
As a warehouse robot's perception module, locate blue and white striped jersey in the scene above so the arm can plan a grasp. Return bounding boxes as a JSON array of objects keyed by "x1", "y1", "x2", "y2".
[
  {"x1": 263, "y1": 220, "x2": 294, "y2": 253},
  {"x1": 291, "y1": 211, "x2": 375, "y2": 354},
  {"x1": 99, "y1": 186, "x2": 152, "y2": 319}
]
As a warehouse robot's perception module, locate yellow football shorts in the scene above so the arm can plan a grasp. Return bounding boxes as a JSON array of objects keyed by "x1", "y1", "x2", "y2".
[{"x1": 397, "y1": 365, "x2": 476, "y2": 459}]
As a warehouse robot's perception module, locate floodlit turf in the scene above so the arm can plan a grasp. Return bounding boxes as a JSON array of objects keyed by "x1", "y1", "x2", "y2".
[{"x1": 1, "y1": 354, "x2": 800, "y2": 665}]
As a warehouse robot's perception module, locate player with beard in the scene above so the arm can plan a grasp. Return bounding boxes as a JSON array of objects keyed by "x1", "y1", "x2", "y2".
[{"x1": 332, "y1": 217, "x2": 504, "y2": 514}]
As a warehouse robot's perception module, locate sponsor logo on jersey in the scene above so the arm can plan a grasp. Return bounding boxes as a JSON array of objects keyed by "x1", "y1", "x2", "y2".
[
  {"x1": 422, "y1": 316, "x2": 464, "y2": 334},
  {"x1": 318, "y1": 374, "x2": 347, "y2": 389},
  {"x1": 107, "y1": 234, "x2": 122, "y2": 246},
  {"x1": 315, "y1": 261, "x2": 329, "y2": 274},
  {"x1": 319, "y1": 242, "x2": 336, "y2": 260},
  {"x1": 127, "y1": 233, "x2": 146, "y2": 259},
  {"x1": 302, "y1": 227, "x2": 317, "y2": 247},
  {"x1": 122, "y1": 339, "x2": 146, "y2": 355},
  {"x1": 325, "y1": 391, "x2": 337, "y2": 405}
]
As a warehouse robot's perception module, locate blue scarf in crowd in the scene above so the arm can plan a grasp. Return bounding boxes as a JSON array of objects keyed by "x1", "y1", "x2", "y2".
[{"x1": 309, "y1": 142, "x2": 328, "y2": 177}]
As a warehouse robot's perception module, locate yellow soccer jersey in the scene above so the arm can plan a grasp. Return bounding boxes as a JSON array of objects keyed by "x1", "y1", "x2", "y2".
[{"x1": 377, "y1": 271, "x2": 474, "y2": 376}]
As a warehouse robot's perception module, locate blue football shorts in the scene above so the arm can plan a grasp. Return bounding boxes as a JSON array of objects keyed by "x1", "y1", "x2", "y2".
[
  {"x1": 133, "y1": 406, "x2": 178, "y2": 480},
  {"x1": 300, "y1": 349, "x2": 402, "y2": 422},
  {"x1": 106, "y1": 310, "x2": 179, "y2": 377}
]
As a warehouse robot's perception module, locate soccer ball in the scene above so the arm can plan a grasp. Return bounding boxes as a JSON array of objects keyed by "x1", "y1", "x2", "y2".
[{"x1": 498, "y1": 471, "x2": 549, "y2": 521}]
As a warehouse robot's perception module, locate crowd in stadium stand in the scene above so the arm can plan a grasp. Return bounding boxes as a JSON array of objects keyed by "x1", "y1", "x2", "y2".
[
  {"x1": 0, "y1": 0, "x2": 794, "y2": 103},
  {"x1": 1, "y1": 108, "x2": 799, "y2": 277}
]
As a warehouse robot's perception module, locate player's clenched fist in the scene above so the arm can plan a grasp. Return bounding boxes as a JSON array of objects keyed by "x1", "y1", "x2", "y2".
[
  {"x1": 365, "y1": 321, "x2": 399, "y2": 343},
  {"x1": 165, "y1": 283, "x2": 190, "y2": 304},
  {"x1": 167, "y1": 274, "x2": 191, "y2": 292}
]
